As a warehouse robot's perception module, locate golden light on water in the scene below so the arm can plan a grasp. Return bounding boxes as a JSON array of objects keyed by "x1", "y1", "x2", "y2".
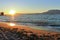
[
  {"x1": 9, "y1": 10, "x2": 16, "y2": 22},
  {"x1": 9, "y1": 23, "x2": 15, "y2": 26},
  {"x1": 9, "y1": 10, "x2": 16, "y2": 15}
]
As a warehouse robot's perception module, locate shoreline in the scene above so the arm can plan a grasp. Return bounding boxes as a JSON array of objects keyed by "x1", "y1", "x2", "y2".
[
  {"x1": 0, "y1": 22, "x2": 60, "y2": 40},
  {"x1": 0, "y1": 22, "x2": 60, "y2": 34}
]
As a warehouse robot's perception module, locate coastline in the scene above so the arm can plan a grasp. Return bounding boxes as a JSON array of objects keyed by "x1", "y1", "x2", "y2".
[
  {"x1": 0, "y1": 22, "x2": 60, "y2": 40},
  {"x1": 0, "y1": 22, "x2": 59, "y2": 34}
]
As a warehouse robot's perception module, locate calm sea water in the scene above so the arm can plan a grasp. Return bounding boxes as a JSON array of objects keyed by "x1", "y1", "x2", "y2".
[{"x1": 0, "y1": 14, "x2": 60, "y2": 32}]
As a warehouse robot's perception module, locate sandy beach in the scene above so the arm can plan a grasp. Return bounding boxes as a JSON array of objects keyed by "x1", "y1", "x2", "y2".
[
  {"x1": 0, "y1": 22, "x2": 60, "y2": 40},
  {"x1": 0, "y1": 22, "x2": 59, "y2": 34}
]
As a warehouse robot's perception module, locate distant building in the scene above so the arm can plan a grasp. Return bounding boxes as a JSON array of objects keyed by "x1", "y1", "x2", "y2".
[{"x1": 0, "y1": 12, "x2": 4, "y2": 16}]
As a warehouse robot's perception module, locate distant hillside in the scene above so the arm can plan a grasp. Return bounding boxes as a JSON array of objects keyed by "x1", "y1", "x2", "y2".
[
  {"x1": 43, "y1": 10, "x2": 60, "y2": 14},
  {"x1": 16, "y1": 10, "x2": 60, "y2": 15},
  {"x1": 33, "y1": 10, "x2": 60, "y2": 15}
]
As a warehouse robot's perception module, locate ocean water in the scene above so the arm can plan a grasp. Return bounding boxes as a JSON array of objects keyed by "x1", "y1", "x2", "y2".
[{"x1": 0, "y1": 14, "x2": 60, "y2": 32}]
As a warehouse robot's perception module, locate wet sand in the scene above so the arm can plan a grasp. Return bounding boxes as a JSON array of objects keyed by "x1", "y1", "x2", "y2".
[
  {"x1": 0, "y1": 22, "x2": 60, "y2": 40},
  {"x1": 0, "y1": 22, "x2": 59, "y2": 34}
]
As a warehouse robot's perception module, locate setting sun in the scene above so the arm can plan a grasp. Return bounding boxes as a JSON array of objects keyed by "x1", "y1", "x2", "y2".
[{"x1": 9, "y1": 10, "x2": 16, "y2": 15}]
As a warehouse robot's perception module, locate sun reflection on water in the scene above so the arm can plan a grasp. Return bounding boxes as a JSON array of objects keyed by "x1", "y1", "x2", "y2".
[{"x1": 9, "y1": 23, "x2": 16, "y2": 26}]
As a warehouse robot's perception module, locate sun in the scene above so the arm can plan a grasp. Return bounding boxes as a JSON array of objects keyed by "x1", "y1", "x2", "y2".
[{"x1": 9, "y1": 10, "x2": 16, "y2": 15}]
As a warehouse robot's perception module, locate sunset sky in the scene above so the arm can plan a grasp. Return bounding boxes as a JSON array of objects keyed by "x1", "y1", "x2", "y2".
[{"x1": 0, "y1": 0, "x2": 60, "y2": 14}]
